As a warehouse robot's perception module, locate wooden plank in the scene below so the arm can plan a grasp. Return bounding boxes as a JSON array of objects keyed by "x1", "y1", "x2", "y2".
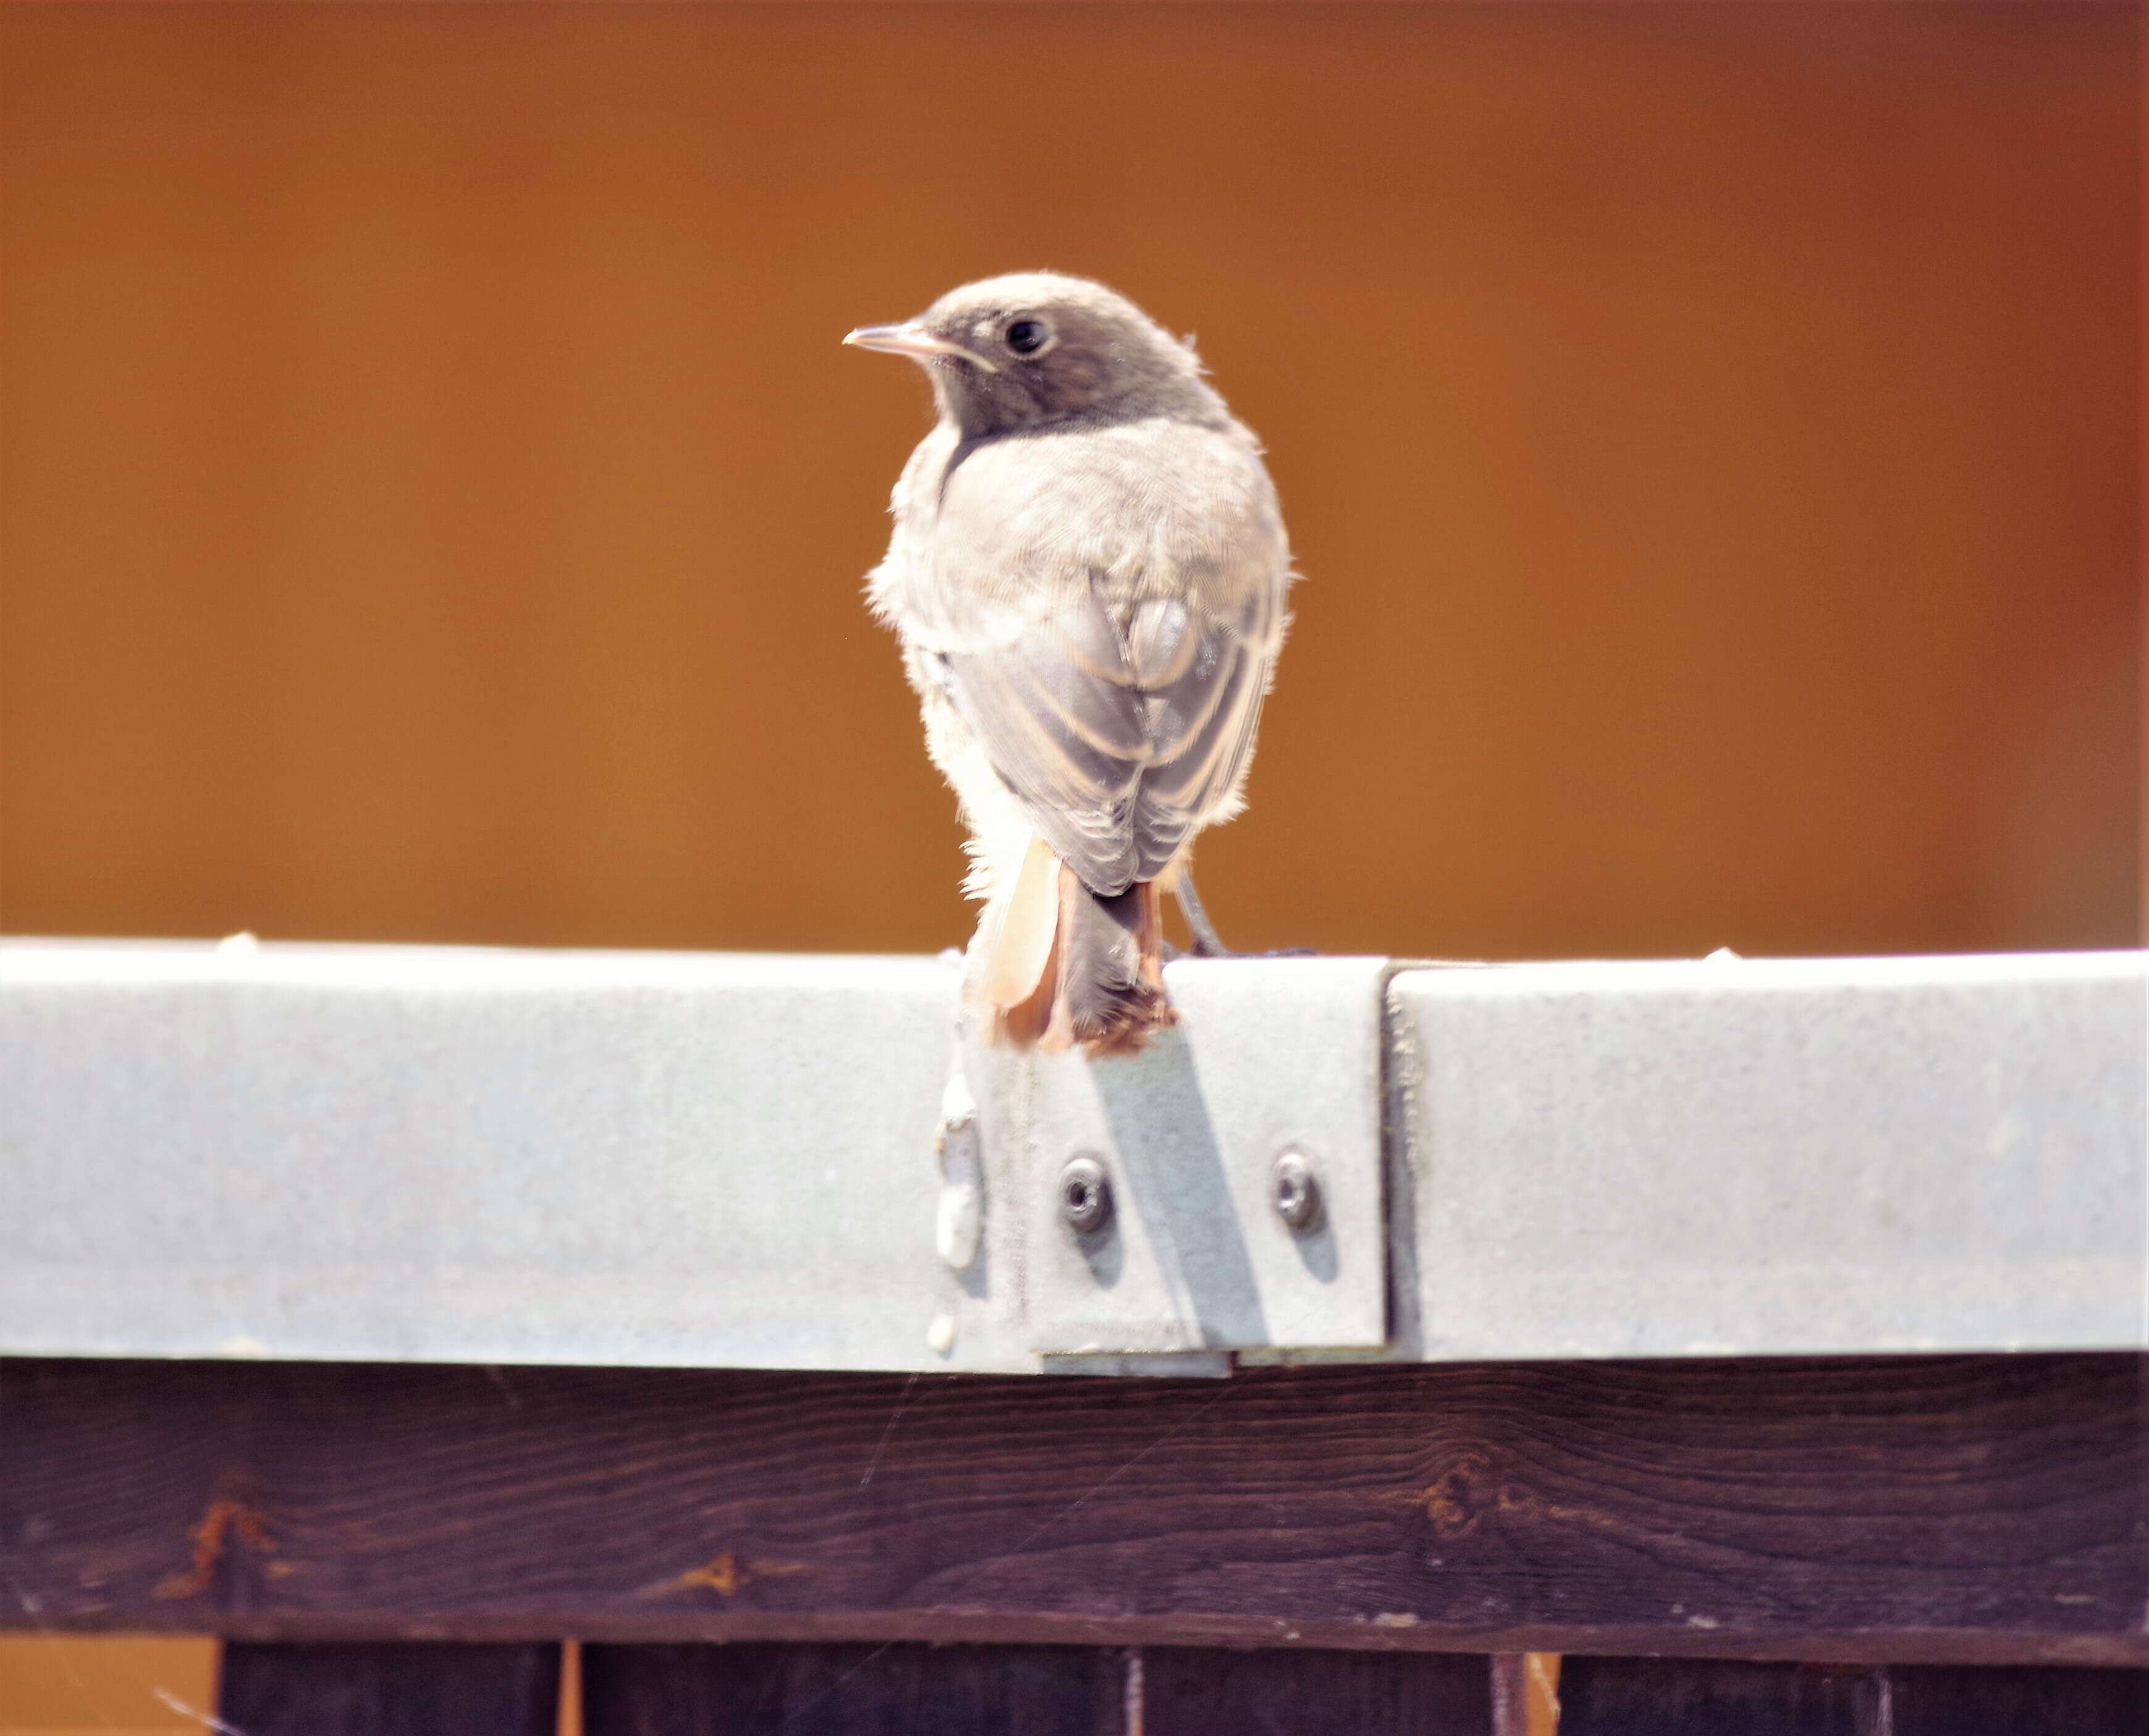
[
  {"x1": 1558, "y1": 1657, "x2": 1883, "y2": 1734},
  {"x1": 1560, "y1": 1658, "x2": 2149, "y2": 1735},
  {"x1": 218, "y1": 1641, "x2": 559, "y2": 1736},
  {"x1": 582, "y1": 1644, "x2": 1493, "y2": 1735},
  {"x1": 2, "y1": 1356, "x2": 2143, "y2": 1663},
  {"x1": 1889, "y1": 1664, "x2": 2149, "y2": 1734},
  {"x1": 581, "y1": 1642, "x2": 1123, "y2": 1735},
  {"x1": 1488, "y1": 1654, "x2": 1529, "y2": 1736},
  {"x1": 1140, "y1": 1646, "x2": 1493, "y2": 1733}
]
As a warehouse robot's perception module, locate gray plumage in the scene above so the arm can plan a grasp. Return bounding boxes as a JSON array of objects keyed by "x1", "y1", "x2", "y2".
[{"x1": 850, "y1": 272, "x2": 1291, "y2": 1051}]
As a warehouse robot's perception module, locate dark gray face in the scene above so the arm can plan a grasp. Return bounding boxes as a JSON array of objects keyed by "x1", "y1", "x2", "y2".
[{"x1": 846, "y1": 272, "x2": 1220, "y2": 439}]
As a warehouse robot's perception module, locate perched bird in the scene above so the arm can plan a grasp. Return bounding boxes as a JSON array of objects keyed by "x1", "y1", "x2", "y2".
[{"x1": 848, "y1": 273, "x2": 1291, "y2": 1055}]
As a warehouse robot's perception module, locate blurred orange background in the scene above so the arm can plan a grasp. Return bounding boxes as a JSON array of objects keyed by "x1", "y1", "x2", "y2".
[
  {"x1": 1, "y1": 2, "x2": 2136, "y2": 967},
  {"x1": 0, "y1": 1, "x2": 2137, "y2": 1727}
]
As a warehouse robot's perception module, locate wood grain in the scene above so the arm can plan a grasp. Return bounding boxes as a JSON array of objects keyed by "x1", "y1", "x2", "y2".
[
  {"x1": 2, "y1": 1356, "x2": 2143, "y2": 1662},
  {"x1": 218, "y1": 1641, "x2": 559, "y2": 1736},
  {"x1": 1561, "y1": 1658, "x2": 2149, "y2": 1736},
  {"x1": 1889, "y1": 1664, "x2": 2149, "y2": 1735},
  {"x1": 1141, "y1": 1645, "x2": 1494, "y2": 1734},
  {"x1": 581, "y1": 1643, "x2": 1495, "y2": 1735},
  {"x1": 1559, "y1": 1658, "x2": 1884, "y2": 1735},
  {"x1": 582, "y1": 1643, "x2": 1126, "y2": 1736}
]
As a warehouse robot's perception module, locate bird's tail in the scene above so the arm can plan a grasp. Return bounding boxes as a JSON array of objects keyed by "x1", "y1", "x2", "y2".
[{"x1": 968, "y1": 845, "x2": 1174, "y2": 1056}]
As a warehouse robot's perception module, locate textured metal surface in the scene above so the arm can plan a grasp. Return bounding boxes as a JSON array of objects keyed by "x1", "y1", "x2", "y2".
[
  {"x1": 966, "y1": 957, "x2": 1391, "y2": 1359},
  {"x1": 0, "y1": 941, "x2": 1010, "y2": 1372},
  {"x1": 4, "y1": 940, "x2": 2144, "y2": 1373},
  {"x1": 0, "y1": 941, "x2": 1388, "y2": 1374},
  {"x1": 1389, "y1": 952, "x2": 2149, "y2": 1360}
]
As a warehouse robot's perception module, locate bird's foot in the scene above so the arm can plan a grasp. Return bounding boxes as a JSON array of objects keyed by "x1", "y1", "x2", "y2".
[{"x1": 1172, "y1": 869, "x2": 1236, "y2": 958}]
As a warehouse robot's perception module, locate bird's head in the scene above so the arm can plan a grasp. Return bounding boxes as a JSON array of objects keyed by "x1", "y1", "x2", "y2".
[{"x1": 845, "y1": 272, "x2": 1220, "y2": 437}]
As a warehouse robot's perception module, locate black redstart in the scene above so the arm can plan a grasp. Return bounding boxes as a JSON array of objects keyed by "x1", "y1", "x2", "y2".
[{"x1": 847, "y1": 272, "x2": 1291, "y2": 1055}]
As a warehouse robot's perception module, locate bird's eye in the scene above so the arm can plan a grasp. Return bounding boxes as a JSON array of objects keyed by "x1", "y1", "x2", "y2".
[{"x1": 1004, "y1": 317, "x2": 1054, "y2": 358}]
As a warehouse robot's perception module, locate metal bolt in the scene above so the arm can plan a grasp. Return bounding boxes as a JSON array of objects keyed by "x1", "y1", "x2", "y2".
[
  {"x1": 1272, "y1": 1150, "x2": 1322, "y2": 1231},
  {"x1": 1058, "y1": 1155, "x2": 1112, "y2": 1236}
]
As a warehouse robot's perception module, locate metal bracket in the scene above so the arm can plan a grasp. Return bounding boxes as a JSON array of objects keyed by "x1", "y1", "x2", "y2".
[
  {"x1": 7, "y1": 942, "x2": 2140, "y2": 1378},
  {"x1": 965, "y1": 957, "x2": 1393, "y2": 1362}
]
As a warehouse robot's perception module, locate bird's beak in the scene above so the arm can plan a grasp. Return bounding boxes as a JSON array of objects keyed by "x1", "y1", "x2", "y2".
[{"x1": 843, "y1": 322, "x2": 999, "y2": 374}]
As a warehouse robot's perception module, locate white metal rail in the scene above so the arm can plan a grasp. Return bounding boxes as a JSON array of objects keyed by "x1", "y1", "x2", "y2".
[{"x1": 1, "y1": 941, "x2": 2140, "y2": 1375}]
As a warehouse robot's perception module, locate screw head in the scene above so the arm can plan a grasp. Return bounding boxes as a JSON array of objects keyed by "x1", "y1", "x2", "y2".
[
  {"x1": 1272, "y1": 1150, "x2": 1322, "y2": 1231},
  {"x1": 1059, "y1": 1155, "x2": 1112, "y2": 1236}
]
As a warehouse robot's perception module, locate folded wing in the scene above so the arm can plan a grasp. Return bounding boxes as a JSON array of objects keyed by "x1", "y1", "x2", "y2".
[{"x1": 912, "y1": 429, "x2": 1286, "y2": 896}]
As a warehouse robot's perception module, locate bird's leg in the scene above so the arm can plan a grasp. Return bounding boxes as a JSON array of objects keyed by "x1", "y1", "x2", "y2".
[{"x1": 1172, "y1": 867, "x2": 1235, "y2": 959}]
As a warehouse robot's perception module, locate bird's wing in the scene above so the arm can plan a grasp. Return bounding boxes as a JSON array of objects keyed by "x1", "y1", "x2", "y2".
[{"x1": 908, "y1": 429, "x2": 1286, "y2": 895}]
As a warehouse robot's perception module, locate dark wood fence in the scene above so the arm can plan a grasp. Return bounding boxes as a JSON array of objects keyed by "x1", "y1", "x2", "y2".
[{"x1": 6, "y1": 1354, "x2": 2145, "y2": 1733}]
